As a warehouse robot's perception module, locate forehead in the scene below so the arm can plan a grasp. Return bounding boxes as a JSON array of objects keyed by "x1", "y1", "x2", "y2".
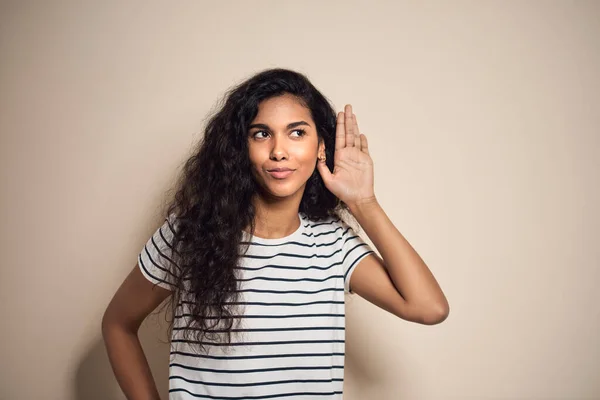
[{"x1": 252, "y1": 94, "x2": 313, "y2": 124}]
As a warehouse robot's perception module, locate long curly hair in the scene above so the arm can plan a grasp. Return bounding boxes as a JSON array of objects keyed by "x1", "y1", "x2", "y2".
[{"x1": 160, "y1": 68, "x2": 350, "y2": 354}]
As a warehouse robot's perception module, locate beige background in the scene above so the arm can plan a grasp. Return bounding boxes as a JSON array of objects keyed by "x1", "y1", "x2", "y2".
[{"x1": 1, "y1": 1, "x2": 599, "y2": 399}]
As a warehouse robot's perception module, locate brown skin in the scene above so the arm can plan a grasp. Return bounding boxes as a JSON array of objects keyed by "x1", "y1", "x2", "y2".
[
  {"x1": 102, "y1": 265, "x2": 171, "y2": 399},
  {"x1": 245, "y1": 93, "x2": 325, "y2": 238},
  {"x1": 316, "y1": 104, "x2": 449, "y2": 324}
]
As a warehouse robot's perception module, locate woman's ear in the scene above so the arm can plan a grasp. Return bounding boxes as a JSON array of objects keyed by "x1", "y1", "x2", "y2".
[{"x1": 318, "y1": 140, "x2": 326, "y2": 159}]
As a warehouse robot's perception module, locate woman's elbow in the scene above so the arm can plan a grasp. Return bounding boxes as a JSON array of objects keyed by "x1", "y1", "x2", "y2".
[
  {"x1": 101, "y1": 306, "x2": 134, "y2": 339},
  {"x1": 422, "y1": 302, "x2": 450, "y2": 325}
]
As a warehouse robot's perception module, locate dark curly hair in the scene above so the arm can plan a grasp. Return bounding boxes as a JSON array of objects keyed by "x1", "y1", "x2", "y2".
[{"x1": 160, "y1": 68, "x2": 351, "y2": 354}]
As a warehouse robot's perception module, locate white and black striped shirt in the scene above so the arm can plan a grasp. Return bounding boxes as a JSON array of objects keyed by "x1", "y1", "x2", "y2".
[{"x1": 138, "y1": 212, "x2": 375, "y2": 399}]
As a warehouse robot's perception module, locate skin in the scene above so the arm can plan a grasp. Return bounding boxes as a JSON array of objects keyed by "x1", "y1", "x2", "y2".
[
  {"x1": 315, "y1": 104, "x2": 449, "y2": 325},
  {"x1": 102, "y1": 94, "x2": 449, "y2": 399},
  {"x1": 102, "y1": 266, "x2": 170, "y2": 399},
  {"x1": 245, "y1": 93, "x2": 325, "y2": 238}
]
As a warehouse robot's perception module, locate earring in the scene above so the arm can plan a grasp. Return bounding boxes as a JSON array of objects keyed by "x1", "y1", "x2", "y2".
[{"x1": 319, "y1": 154, "x2": 326, "y2": 162}]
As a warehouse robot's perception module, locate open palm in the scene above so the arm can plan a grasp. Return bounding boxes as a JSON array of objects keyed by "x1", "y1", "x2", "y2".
[{"x1": 317, "y1": 104, "x2": 375, "y2": 209}]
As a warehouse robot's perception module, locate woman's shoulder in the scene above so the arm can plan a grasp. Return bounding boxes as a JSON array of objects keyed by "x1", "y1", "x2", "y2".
[{"x1": 302, "y1": 213, "x2": 348, "y2": 240}]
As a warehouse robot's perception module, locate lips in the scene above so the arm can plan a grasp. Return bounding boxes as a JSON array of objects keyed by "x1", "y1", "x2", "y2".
[{"x1": 267, "y1": 168, "x2": 295, "y2": 179}]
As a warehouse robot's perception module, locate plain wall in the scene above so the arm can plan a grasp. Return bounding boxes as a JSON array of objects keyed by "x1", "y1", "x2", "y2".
[{"x1": 1, "y1": 1, "x2": 599, "y2": 399}]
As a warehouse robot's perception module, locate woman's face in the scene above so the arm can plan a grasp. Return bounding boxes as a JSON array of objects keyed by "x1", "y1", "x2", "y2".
[{"x1": 247, "y1": 93, "x2": 324, "y2": 200}]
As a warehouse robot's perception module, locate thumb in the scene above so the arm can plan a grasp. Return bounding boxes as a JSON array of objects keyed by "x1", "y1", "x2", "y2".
[{"x1": 316, "y1": 158, "x2": 333, "y2": 186}]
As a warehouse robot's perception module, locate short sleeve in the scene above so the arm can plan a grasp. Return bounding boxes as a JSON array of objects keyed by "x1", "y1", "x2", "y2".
[
  {"x1": 340, "y1": 220, "x2": 375, "y2": 294},
  {"x1": 137, "y1": 215, "x2": 179, "y2": 290}
]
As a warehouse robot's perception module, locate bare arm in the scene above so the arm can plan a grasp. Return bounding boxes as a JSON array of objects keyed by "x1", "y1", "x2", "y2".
[
  {"x1": 102, "y1": 264, "x2": 172, "y2": 400},
  {"x1": 348, "y1": 199, "x2": 449, "y2": 325},
  {"x1": 316, "y1": 105, "x2": 447, "y2": 324}
]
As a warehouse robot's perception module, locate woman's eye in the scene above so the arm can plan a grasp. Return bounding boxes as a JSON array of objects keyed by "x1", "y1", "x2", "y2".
[
  {"x1": 252, "y1": 129, "x2": 305, "y2": 139},
  {"x1": 291, "y1": 129, "x2": 306, "y2": 137},
  {"x1": 254, "y1": 131, "x2": 268, "y2": 139}
]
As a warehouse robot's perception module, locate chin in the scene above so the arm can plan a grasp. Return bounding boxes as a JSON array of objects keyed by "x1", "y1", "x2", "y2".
[
  {"x1": 259, "y1": 178, "x2": 305, "y2": 199},
  {"x1": 263, "y1": 185, "x2": 300, "y2": 199}
]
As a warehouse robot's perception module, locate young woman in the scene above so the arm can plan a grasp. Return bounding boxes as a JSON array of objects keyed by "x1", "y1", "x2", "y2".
[{"x1": 102, "y1": 68, "x2": 449, "y2": 399}]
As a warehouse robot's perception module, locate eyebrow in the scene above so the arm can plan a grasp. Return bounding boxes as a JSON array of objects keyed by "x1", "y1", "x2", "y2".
[{"x1": 248, "y1": 121, "x2": 311, "y2": 130}]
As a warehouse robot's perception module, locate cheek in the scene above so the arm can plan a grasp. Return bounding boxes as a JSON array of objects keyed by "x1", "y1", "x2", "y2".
[
  {"x1": 293, "y1": 144, "x2": 318, "y2": 162},
  {"x1": 247, "y1": 147, "x2": 264, "y2": 168}
]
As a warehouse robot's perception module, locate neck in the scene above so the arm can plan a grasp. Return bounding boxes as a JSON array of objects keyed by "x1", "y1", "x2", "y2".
[{"x1": 245, "y1": 192, "x2": 302, "y2": 239}]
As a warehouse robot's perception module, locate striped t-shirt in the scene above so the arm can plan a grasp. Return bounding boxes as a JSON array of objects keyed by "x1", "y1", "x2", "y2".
[{"x1": 138, "y1": 212, "x2": 375, "y2": 399}]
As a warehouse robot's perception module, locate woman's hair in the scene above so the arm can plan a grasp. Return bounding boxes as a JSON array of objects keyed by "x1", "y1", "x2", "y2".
[{"x1": 160, "y1": 68, "x2": 350, "y2": 353}]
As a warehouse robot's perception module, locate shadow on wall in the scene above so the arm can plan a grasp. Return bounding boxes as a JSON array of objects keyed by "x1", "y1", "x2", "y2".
[
  {"x1": 73, "y1": 311, "x2": 171, "y2": 400},
  {"x1": 344, "y1": 295, "x2": 414, "y2": 400}
]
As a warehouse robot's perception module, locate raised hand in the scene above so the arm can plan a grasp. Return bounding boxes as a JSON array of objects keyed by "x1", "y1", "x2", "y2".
[{"x1": 316, "y1": 104, "x2": 376, "y2": 210}]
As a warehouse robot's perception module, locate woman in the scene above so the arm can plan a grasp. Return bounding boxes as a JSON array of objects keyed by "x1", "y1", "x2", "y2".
[{"x1": 102, "y1": 68, "x2": 449, "y2": 399}]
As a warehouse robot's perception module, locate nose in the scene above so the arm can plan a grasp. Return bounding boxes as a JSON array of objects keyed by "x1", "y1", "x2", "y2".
[{"x1": 270, "y1": 133, "x2": 288, "y2": 161}]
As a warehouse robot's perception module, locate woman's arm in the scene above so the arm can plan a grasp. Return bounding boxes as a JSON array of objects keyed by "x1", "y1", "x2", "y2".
[
  {"x1": 316, "y1": 105, "x2": 448, "y2": 323},
  {"x1": 102, "y1": 264, "x2": 172, "y2": 400},
  {"x1": 348, "y1": 198, "x2": 449, "y2": 324}
]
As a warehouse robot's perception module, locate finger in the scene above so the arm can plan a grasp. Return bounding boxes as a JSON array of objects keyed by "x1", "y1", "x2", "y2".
[
  {"x1": 360, "y1": 134, "x2": 369, "y2": 155},
  {"x1": 352, "y1": 113, "x2": 360, "y2": 136},
  {"x1": 335, "y1": 112, "x2": 345, "y2": 150},
  {"x1": 352, "y1": 114, "x2": 361, "y2": 150},
  {"x1": 345, "y1": 105, "x2": 354, "y2": 147}
]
